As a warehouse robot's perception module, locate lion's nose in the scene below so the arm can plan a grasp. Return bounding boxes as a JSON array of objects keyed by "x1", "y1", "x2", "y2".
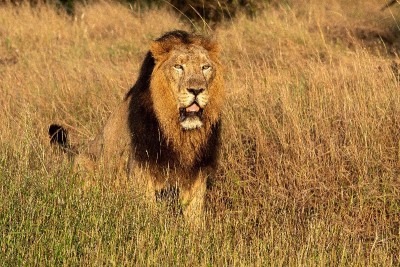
[{"x1": 187, "y1": 88, "x2": 204, "y2": 96}]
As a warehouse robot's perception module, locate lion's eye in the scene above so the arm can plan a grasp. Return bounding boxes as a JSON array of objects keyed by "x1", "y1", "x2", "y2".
[
  {"x1": 202, "y1": 65, "x2": 211, "y2": 71},
  {"x1": 174, "y1": 64, "x2": 184, "y2": 71}
]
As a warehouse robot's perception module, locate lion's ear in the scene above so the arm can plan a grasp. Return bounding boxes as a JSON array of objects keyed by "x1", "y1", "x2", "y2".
[
  {"x1": 150, "y1": 40, "x2": 175, "y2": 61},
  {"x1": 201, "y1": 38, "x2": 220, "y2": 54},
  {"x1": 150, "y1": 41, "x2": 164, "y2": 61},
  {"x1": 202, "y1": 39, "x2": 221, "y2": 62}
]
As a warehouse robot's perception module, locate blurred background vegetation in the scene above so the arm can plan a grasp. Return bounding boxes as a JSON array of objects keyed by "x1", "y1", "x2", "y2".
[
  {"x1": 2, "y1": 0, "x2": 285, "y2": 20},
  {"x1": 3, "y1": 0, "x2": 397, "y2": 57}
]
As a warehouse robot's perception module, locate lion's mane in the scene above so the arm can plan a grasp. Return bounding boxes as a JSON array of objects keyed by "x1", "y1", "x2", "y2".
[{"x1": 126, "y1": 30, "x2": 224, "y2": 175}]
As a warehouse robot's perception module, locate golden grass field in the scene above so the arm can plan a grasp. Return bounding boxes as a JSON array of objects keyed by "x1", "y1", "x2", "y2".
[{"x1": 0, "y1": 0, "x2": 399, "y2": 265}]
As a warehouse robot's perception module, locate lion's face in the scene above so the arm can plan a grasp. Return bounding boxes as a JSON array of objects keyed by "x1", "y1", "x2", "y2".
[
  {"x1": 163, "y1": 45, "x2": 215, "y2": 130},
  {"x1": 150, "y1": 36, "x2": 224, "y2": 134}
]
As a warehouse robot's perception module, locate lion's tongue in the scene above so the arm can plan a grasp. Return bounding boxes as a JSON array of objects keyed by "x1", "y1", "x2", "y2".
[{"x1": 186, "y1": 103, "x2": 200, "y2": 112}]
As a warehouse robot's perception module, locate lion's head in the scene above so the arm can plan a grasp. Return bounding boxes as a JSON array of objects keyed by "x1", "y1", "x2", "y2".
[
  {"x1": 149, "y1": 31, "x2": 224, "y2": 132},
  {"x1": 126, "y1": 31, "x2": 224, "y2": 167}
]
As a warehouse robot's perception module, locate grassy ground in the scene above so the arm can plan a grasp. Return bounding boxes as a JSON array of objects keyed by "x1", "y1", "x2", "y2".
[{"x1": 1, "y1": 0, "x2": 399, "y2": 265}]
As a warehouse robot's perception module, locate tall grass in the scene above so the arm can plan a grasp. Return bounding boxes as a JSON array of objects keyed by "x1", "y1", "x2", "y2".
[{"x1": 0, "y1": 1, "x2": 399, "y2": 265}]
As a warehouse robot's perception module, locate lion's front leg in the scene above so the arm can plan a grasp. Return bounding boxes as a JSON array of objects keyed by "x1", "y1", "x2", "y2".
[{"x1": 180, "y1": 171, "x2": 208, "y2": 226}]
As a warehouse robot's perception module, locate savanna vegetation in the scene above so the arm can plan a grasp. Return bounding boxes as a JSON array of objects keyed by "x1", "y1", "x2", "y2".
[{"x1": 0, "y1": 0, "x2": 399, "y2": 265}]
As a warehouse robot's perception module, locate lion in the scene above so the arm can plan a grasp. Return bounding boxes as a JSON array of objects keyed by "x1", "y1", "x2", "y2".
[{"x1": 49, "y1": 30, "x2": 225, "y2": 224}]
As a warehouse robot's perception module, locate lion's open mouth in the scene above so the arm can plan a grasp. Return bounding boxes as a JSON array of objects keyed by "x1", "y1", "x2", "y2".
[{"x1": 179, "y1": 103, "x2": 203, "y2": 122}]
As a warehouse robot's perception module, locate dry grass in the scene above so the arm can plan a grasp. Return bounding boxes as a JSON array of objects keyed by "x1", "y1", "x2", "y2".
[{"x1": 0, "y1": 0, "x2": 399, "y2": 265}]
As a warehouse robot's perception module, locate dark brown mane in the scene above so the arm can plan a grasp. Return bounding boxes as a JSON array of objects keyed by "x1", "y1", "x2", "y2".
[{"x1": 125, "y1": 51, "x2": 155, "y2": 98}]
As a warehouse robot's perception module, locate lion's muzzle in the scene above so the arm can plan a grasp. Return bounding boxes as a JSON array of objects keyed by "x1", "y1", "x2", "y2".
[
  {"x1": 179, "y1": 103, "x2": 203, "y2": 122},
  {"x1": 187, "y1": 88, "x2": 204, "y2": 96}
]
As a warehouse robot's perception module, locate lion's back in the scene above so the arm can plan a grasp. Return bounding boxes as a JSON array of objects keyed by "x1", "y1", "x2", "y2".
[{"x1": 75, "y1": 98, "x2": 132, "y2": 174}]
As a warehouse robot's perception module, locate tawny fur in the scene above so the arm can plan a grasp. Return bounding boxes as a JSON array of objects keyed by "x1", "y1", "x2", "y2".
[{"x1": 51, "y1": 30, "x2": 225, "y2": 224}]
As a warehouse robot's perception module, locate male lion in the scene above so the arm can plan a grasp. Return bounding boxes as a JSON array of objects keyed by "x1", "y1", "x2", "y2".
[{"x1": 49, "y1": 30, "x2": 225, "y2": 224}]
